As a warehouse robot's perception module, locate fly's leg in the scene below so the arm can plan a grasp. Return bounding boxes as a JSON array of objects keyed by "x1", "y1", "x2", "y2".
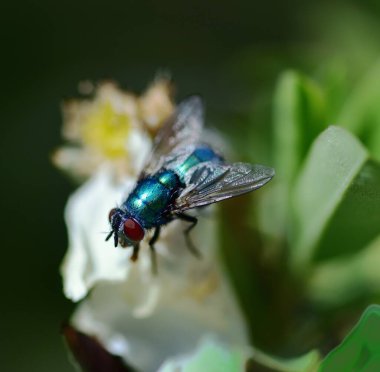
[
  {"x1": 130, "y1": 243, "x2": 140, "y2": 262},
  {"x1": 176, "y1": 213, "x2": 201, "y2": 258},
  {"x1": 105, "y1": 229, "x2": 118, "y2": 247},
  {"x1": 149, "y1": 227, "x2": 161, "y2": 275}
]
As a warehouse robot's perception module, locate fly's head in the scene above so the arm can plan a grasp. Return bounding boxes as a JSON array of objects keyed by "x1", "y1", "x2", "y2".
[{"x1": 106, "y1": 208, "x2": 145, "y2": 247}]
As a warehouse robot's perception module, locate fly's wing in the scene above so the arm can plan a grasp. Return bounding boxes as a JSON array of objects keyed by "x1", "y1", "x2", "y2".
[
  {"x1": 139, "y1": 96, "x2": 204, "y2": 178},
  {"x1": 173, "y1": 162, "x2": 275, "y2": 211}
]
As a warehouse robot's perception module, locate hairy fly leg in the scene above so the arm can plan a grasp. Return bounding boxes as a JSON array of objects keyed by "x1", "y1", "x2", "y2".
[
  {"x1": 130, "y1": 243, "x2": 140, "y2": 262},
  {"x1": 105, "y1": 230, "x2": 118, "y2": 247},
  {"x1": 149, "y1": 227, "x2": 161, "y2": 274},
  {"x1": 175, "y1": 212, "x2": 201, "y2": 258}
]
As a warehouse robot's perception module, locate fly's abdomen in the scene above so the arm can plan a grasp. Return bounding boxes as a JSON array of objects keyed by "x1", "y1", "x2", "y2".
[
  {"x1": 124, "y1": 170, "x2": 181, "y2": 228},
  {"x1": 175, "y1": 146, "x2": 222, "y2": 181}
]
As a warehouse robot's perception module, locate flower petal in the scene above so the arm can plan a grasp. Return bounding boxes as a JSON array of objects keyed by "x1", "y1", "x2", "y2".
[
  {"x1": 67, "y1": 201, "x2": 248, "y2": 370},
  {"x1": 71, "y1": 257, "x2": 248, "y2": 372},
  {"x1": 61, "y1": 167, "x2": 136, "y2": 301}
]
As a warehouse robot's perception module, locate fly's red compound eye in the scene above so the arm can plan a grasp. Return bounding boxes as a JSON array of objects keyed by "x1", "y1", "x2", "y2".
[
  {"x1": 108, "y1": 208, "x2": 117, "y2": 223},
  {"x1": 123, "y1": 218, "x2": 145, "y2": 242}
]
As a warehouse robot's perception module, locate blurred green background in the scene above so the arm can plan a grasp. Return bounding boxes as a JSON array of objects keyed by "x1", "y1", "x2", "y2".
[{"x1": 2, "y1": 0, "x2": 380, "y2": 371}]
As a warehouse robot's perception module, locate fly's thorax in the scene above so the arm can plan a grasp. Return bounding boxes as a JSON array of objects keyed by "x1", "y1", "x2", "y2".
[
  {"x1": 175, "y1": 146, "x2": 222, "y2": 181},
  {"x1": 123, "y1": 170, "x2": 181, "y2": 228},
  {"x1": 157, "y1": 169, "x2": 181, "y2": 189}
]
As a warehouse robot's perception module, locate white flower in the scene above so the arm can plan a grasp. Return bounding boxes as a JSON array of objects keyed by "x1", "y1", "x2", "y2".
[
  {"x1": 57, "y1": 81, "x2": 249, "y2": 371},
  {"x1": 139, "y1": 77, "x2": 174, "y2": 132},
  {"x1": 63, "y1": 164, "x2": 249, "y2": 371},
  {"x1": 53, "y1": 80, "x2": 173, "y2": 181}
]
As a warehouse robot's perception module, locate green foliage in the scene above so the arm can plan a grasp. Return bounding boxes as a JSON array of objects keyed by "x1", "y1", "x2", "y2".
[
  {"x1": 258, "y1": 71, "x2": 326, "y2": 249},
  {"x1": 273, "y1": 71, "x2": 326, "y2": 184},
  {"x1": 319, "y1": 305, "x2": 380, "y2": 371},
  {"x1": 307, "y1": 235, "x2": 380, "y2": 306},
  {"x1": 159, "y1": 342, "x2": 248, "y2": 372},
  {"x1": 160, "y1": 342, "x2": 321, "y2": 372},
  {"x1": 247, "y1": 349, "x2": 321, "y2": 372},
  {"x1": 257, "y1": 60, "x2": 380, "y2": 302},
  {"x1": 291, "y1": 127, "x2": 380, "y2": 272},
  {"x1": 220, "y1": 8, "x2": 380, "y2": 367},
  {"x1": 236, "y1": 55, "x2": 380, "y2": 370},
  {"x1": 338, "y1": 60, "x2": 380, "y2": 162}
]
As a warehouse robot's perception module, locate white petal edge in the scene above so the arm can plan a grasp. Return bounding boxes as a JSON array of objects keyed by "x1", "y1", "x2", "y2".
[{"x1": 61, "y1": 166, "x2": 135, "y2": 301}]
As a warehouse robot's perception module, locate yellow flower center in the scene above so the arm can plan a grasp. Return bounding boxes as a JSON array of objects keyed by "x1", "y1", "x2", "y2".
[{"x1": 81, "y1": 101, "x2": 131, "y2": 159}]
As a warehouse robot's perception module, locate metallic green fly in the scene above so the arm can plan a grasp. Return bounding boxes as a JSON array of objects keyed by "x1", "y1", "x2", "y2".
[{"x1": 106, "y1": 97, "x2": 274, "y2": 270}]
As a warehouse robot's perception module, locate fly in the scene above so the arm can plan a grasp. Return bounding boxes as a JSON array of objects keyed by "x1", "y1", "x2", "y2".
[{"x1": 106, "y1": 96, "x2": 275, "y2": 271}]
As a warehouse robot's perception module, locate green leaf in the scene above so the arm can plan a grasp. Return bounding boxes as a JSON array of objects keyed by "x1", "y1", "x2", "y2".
[
  {"x1": 159, "y1": 340, "x2": 321, "y2": 372},
  {"x1": 316, "y1": 60, "x2": 349, "y2": 122},
  {"x1": 258, "y1": 71, "x2": 326, "y2": 242},
  {"x1": 307, "y1": 234, "x2": 380, "y2": 305},
  {"x1": 273, "y1": 71, "x2": 326, "y2": 185},
  {"x1": 338, "y1": 59, "x2": 380, "y2": 161},
  {"x1": 291, "y1": 126, "x2": 380, "y2": 274},
  {"x1": 319, "y1": 305, "x2": 380, "y2": 371},
  {"x1": 181, "y1": 344, "x2": 246, "y2": 372},
  {"x1": 247, "y1": 349, "x2": 321, "y2": 372},
  {"x1": 158, "y1": 340, "x2": 249, "y2": 372}
]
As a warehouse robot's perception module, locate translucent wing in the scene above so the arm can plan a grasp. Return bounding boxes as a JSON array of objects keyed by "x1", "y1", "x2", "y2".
[
  {"x1": 174, "y1": 162, "x2": 275, "y2": 211},
  {"x1": 140, "y1": 96, "x2": 204, "y2": 177}
]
